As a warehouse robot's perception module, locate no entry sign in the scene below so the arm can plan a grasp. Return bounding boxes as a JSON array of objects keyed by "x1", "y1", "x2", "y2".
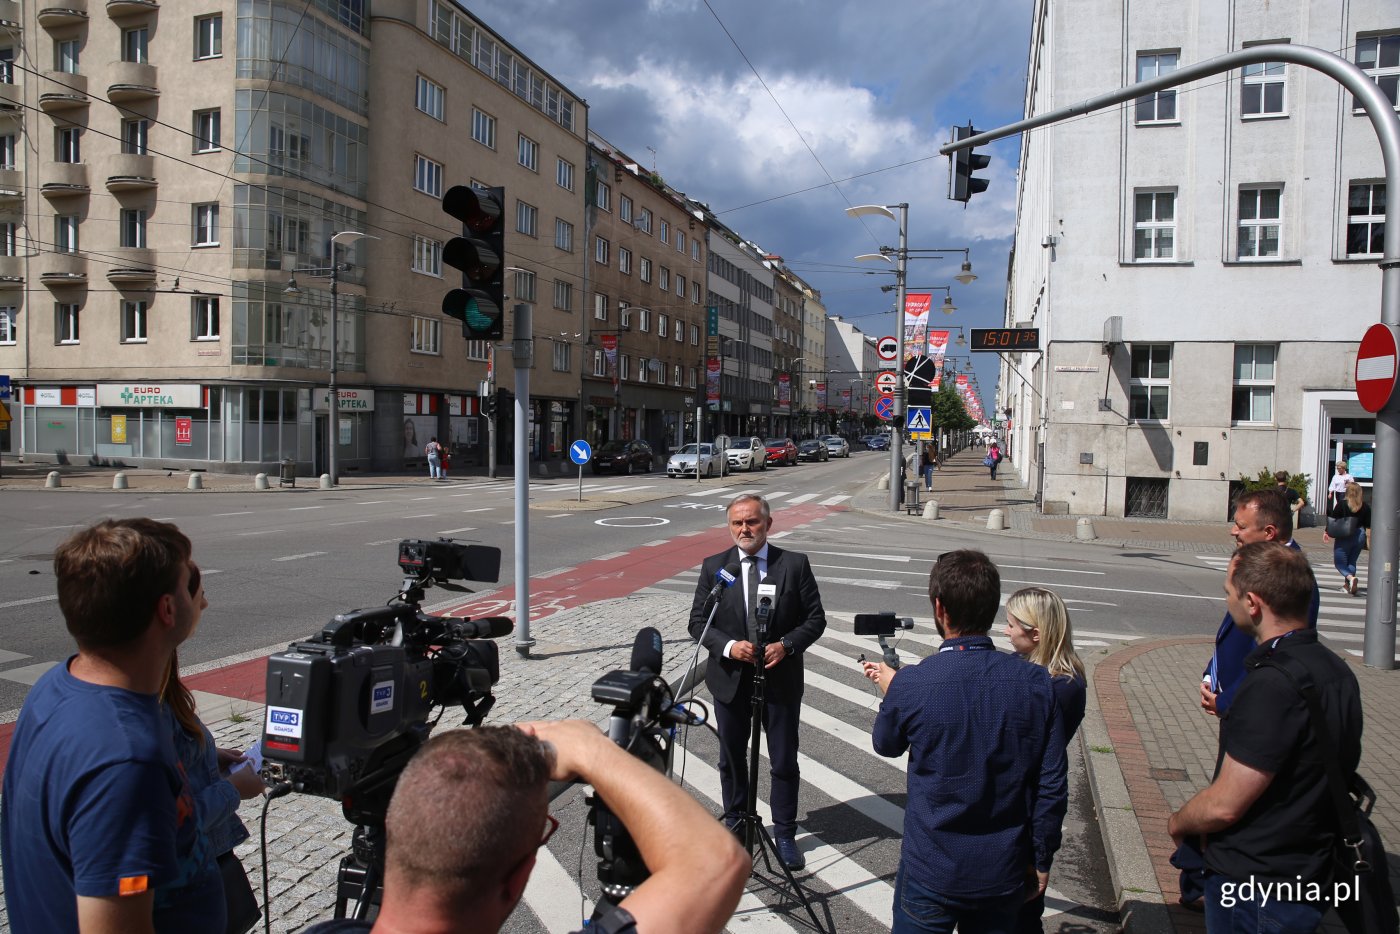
[{"x1": 1356, "y1": 323, "x2": 1400, "y2": 413}]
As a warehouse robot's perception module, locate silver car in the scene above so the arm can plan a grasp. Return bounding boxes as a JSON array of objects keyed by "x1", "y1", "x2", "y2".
[
  {"x1": 667, "y1": 443, "x2": 722, "y2": 478},
  {"x1": 821, "y1": 435, "x2": 851, "y2": 458}
]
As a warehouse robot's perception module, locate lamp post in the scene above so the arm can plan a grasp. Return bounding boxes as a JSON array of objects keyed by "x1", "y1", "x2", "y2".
[{"x1": 284, "y1": 230, "x2": 376, "y2": 486}]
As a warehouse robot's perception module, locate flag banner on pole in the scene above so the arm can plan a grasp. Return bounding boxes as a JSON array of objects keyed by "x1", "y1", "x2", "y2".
[
  {"x1": 706, "y1": 358, "x2": 721, "y2": 404},
  {"x1": 928, "y1": 329, "x2": 949, "y2": 360},
  {"x1": 904, "y1": 293, "x2": 931, "y2": 359},
  {"x1": 778, "y1": 373, "x2": 791, "y2": 406},
  {"x1": 815, "y1": 381, "x2": 827, "y2": 410}
]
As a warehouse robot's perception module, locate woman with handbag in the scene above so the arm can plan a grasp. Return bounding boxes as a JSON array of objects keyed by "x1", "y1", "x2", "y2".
[{"x1": 1323, "y1": 481, "x2": 1370, "y2": 596}]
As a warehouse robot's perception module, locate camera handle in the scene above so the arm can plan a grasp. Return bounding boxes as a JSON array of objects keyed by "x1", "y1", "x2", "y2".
[{"x1": 877, "y1": 634, "x2": 902, "y2": 670}]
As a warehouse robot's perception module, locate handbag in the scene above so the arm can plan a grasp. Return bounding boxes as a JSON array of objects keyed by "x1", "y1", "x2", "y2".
[
  {"x1": 1328, "y1": 515, "x2": 1360, "y2": 539},
  {"x1": 1255, "y1": 653, "x2": 1398, "y2": 934},
  {"x1": 983, "y1": 454, "x2": 995, "y2": 467},
  {"x1": 217, "y1": 851, "x2": 261, "y2": 934}
]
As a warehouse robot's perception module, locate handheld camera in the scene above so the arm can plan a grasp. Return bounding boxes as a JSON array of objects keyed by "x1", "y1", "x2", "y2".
[{"x1": 854, "y1": 612, "x2": 915, "y2": 669}]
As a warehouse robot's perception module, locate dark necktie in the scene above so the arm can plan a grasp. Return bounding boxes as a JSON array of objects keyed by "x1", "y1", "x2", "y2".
[{"x1": 744, "y1": 554, "x2": 760, "y2": 643}]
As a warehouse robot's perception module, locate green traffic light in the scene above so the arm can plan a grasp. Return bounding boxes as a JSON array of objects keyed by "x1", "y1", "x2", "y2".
[{"x1": 464, "y1": 296, "x2": 497, "y2": 332}]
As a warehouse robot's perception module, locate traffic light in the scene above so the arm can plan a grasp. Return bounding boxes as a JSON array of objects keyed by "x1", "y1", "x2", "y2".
[
  {"x1": 441, "y1": 185, "x2": 505, "y2": 340},
  {"x1": 948, "y1": 123, "x2": 990, "y2": 203},
  {"x1": 480, "y1": 395, "x2": 497, "y2": 419}
]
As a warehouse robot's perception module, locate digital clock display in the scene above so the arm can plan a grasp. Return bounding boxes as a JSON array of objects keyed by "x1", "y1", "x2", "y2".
[{"x1": 970, "y1": 328, "x2": 1040, "y2": 351}]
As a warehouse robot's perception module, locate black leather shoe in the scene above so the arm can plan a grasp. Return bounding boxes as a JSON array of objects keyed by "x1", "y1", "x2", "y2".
[{"x1": 775, "y1": 836, "x2": 805, "y2": 871}]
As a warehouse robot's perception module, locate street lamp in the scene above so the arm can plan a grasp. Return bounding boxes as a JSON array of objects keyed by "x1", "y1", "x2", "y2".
[
  {"x1": 884, "y1": 283, "x2": 958, "y2": 315},
  {"x1": 285, "y1": 230, "x2": 377, "y2": 486}
]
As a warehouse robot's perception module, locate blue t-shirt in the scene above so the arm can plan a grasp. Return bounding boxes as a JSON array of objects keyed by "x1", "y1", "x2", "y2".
[{"x1": 1, "y1": 658, "x2": 224, "y2": 933}]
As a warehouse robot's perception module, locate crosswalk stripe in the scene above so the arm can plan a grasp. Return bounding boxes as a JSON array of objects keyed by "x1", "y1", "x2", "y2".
[
  {"x1": 521, "y1": 845, "x2": 593, "y2": 931},
  {"x1": 787, "y1": 493, "x2": 819, "y2": 504},
  {"x1": 819, "y1": 495, "x2": 851, "y2": 506}
]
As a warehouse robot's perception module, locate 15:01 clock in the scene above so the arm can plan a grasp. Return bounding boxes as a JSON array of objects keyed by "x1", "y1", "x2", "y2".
[{"x1": 969, "y1": 328, "x2": 1040, "y2": 351}]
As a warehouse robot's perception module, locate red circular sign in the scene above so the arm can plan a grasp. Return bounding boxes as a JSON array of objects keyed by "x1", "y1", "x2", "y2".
[
  {"x1": 875, "y1": 372, "x2": 898, "y2": 393},
  {"x1": 1356, "y1": 323, "x2": 1400, "y2": 414}
]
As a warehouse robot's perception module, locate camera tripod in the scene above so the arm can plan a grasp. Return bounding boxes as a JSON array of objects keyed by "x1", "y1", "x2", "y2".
[{"x1": 730, "y1": 618, "x2": 826, "y2": 933}]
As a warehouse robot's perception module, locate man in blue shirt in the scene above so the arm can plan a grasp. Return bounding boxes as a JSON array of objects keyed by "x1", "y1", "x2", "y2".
[
  {"x1": 863, "y1": 550, "x2": 1068, "y2": 934},
  {"x1": 1, "y1": 518, "x2": 223, "y2": 933}
]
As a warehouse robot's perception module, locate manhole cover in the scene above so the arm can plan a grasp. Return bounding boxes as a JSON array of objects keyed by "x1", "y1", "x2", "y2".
[{"x1": 1150, "y1": 767, "x2": 1189, "y2": 781}]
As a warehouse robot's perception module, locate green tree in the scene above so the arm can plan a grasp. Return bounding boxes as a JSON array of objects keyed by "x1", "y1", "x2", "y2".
[
  {"x1": 930, "y1": 383, "x2": 976, "y2": 432},
  {"x1": 1237, "y1": 467, "x2": 1310, "y2": 503}
]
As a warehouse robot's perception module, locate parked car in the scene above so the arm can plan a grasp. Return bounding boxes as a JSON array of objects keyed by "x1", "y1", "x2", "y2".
[
  {"x1": 726, "y1": 436, "x2": 767, "y2": 472},
  {"x1": 866, "y1": 434, "x2": 891, "y2": 451},
  {"x1": 797, "y1": 439, "x2": 829, "y2": 462},
  {"x1": 764, "y1": 437, "x2": 799, "y2": 467},
  {"x1": 821, "y1": 435, "x2": 851, "y2": 458},
  {"x1": 667, "y1": 442, "x2": 723, "y2": 478},
  {"x1": 590, "y1": 439, "x2": 654, "y2": 475}
]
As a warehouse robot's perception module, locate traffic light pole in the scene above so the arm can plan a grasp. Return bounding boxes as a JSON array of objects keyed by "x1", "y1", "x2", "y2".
[
  {"x1": 941, "y1": 44, "x2": 1400, "y2": 667},
  {"x1": 512, "y1": 303, "x2": 535, "y2": 659},
  {"x1": 889, "y1": 205, "x2": 909, "y2": 512}
]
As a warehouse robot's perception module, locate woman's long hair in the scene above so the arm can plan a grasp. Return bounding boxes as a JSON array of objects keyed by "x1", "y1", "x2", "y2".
[
  {"x1": 1346, "y1": 481, "x2": 1365, "y2": 514},
  {"x1": 1006, "y1": 587, "x2": 1085, "y2": 681},
  {"x1": 161, "y1": 651, "x2": 203, "y2": 744}
]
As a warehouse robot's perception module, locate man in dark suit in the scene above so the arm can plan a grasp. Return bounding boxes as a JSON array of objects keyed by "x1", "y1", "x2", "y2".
[{"x1": 688, "y1": 494, "x2": 827, "y2": 872}]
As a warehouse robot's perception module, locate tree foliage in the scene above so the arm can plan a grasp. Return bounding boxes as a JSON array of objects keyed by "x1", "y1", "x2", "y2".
[
  {"x1": 1237, "y1": 467, "x2": 1310, "y2": 500},
  {"x1": 930, "y1": 383, "x2": 976, "y2": 431}
]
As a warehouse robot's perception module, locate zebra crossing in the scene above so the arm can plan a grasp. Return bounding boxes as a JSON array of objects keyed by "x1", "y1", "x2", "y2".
[{"x1": 533, "y1": 480, "x2": 854, "y2": 508}]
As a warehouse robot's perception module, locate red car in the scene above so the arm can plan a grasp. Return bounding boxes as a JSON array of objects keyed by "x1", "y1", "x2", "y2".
[{"x1": 764, "y1": 437, "x2": 798, "y2": 466}]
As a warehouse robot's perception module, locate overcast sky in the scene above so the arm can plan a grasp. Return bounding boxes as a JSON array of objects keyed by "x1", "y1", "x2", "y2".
[{"x1": 467, "y1": 0, "x2": 1035, "y2": 410}]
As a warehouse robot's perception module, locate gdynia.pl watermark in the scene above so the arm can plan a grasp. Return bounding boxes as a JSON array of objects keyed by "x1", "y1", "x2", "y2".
[{"x1": 1219, "y1": 877, "x2": 1363, "y2": 908}]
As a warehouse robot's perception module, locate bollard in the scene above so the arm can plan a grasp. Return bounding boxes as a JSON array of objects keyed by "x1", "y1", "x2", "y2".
[
  {"x1": 45, "y1": 471, "x2": 61, "y2": 488},
  {"x1": 319, "y1": 473, "x2": 333, "y2": 490},
  {"x1": 187, "y1": 474, "x2": 203, "y2": 491},
  {"x1": 986, "y1": 508, "x2": 1005, "y2": 531},
  {"x1": 112, "y1": 472, "x2": 128, "y2": 490},
  {"x1": 254, "y1": 473, "x2": 269, "y2": 490},
  {"x1": 877, "y1": 475, "x2": 890, "y2": 491},
  {"x1": 922, "y1": 500, "x2": 940, "y2": 520},
  {"x1": 536, "y1": 462, "x2": 550, "y2": 477},
  {"x1": 1075, "y1": 517, "x2": 1097, "y2": 541}
]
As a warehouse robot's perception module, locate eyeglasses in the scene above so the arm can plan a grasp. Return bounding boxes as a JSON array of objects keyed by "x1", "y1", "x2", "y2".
[
  {"x1": 187, "y1": 563, "x2": 202, "y2": 598},
  {"x1": 539, "y1": 813, "x2": 559, "y2": 848}
]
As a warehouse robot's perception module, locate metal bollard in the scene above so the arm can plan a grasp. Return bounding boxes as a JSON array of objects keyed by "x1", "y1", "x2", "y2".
[
  {"x1": 112, "y1": 472, "x2": 128, "y2": 490},
  {"x1": 986, "y1": 508, "x2": 1006, "y2": 531},
  {"x1": 254, "y1": 473, "x2": 269, "y2": 490},
  {"x1": 922, "y1": 500, "x2": 940, "y2": 520},
  {"x1": 1075, "y1": 517, "x2": 1097, "y2": 540},
  {"x1": 319, "y1": 473, "x2": 333, "y2": 490},
  {"x1": 187, "y1": 474, "x2": 203, "y2": 491},
  {"x1": 45, "y1": 471, "x2": 61, "y2": 488}
]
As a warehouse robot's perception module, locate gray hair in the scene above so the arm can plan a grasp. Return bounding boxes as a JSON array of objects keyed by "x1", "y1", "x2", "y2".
[{"x1": 726, "y1": 493, "x2": 771, "y2": 519}]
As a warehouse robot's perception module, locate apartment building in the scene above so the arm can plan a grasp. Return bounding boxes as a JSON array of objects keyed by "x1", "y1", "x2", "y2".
[
  {"x1": 825, "y1": 315, "x2": 877, "y2": 436},
  {"x1": 2, "y1": 0, "x2": 587, "y2": 473},
  {"x1": 581, "y1": 134, "x2": 707, "y2": 455},
  {"x1": 1001, "y1": 0, "x2": 1393, "y2": 519}
]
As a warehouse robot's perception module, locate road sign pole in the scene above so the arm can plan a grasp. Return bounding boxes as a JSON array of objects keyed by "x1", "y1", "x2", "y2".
[{"x1": 890, "y1": 206, "x2": 909, "y2": 512}]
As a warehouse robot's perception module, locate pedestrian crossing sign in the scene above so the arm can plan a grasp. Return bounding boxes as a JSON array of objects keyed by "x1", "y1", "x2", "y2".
[{"x1": 905, "y1": 406, "x2": 931, "y2": 432}]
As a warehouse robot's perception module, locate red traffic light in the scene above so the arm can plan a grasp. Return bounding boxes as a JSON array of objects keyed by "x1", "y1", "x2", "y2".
[{"x1": 442, "y1": 186, "x2": 502, "y2": 234}]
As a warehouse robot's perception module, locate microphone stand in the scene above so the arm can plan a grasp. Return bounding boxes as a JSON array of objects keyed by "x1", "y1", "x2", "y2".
[{"x1": 734, "y1": 610, "x2": 824, "y2": 933}]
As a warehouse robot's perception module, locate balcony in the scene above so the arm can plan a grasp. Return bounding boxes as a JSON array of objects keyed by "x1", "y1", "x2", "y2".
[
  {"x1": 105, "y1": 0, "x2": 156, "y2": 17},
  {"x1": 0, "y1": 168, "x2": 21, "y2": 202},
  {"x1": 107, "y1": 62, "x2": 158, "y2": 102},
  {"x1": 0, "y1": 0, "x2": 19, "y2": 26},
  {"x1": 38, "y1": 0, "x2": 88, "y2": 28},
  {"x1": 38, "y1": 73, "x2": 89, "y2": 113},
  {"x1": 0, "y1": 256, "x2": 23, "y2": 284},
  {"x1": 105, "y1": 153, "x2": 156, "y2": 192},
  {"x1": 40, "y1": 162, "x2": 89, "y2": 199},
  {"x1": 106, "y1": 248, "x2": 156, "y2": 283},
  {"x1": 41, "y1": 252, "x2": 88, "y2": 286}
]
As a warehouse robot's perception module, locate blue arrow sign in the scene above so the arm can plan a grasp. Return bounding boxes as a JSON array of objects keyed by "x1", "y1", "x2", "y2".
[
  {"x1": 569, "y1": 439, "x2": 592, "y2": 465},
  {"x1": 874, "y1": 396, "x2": 894, "y2": 421},
  {"x1": 0, "y1": 375, "x2": 9, "y2": 400},
  {"x1": 905, "y1": 406, "x2": 932, "y2": 432}
]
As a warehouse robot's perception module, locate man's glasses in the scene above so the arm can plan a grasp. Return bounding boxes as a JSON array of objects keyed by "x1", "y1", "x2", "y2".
[
  {"x1": 187, "y1": 563, "x2": 202, "y2": 598},
  {"x1": 539, "y1": 813, "x2": 559, "y2": 848}
]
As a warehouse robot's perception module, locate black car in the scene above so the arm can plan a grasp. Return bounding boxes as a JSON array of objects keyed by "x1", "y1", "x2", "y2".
[
  {"x1": 797, "y1": 439, "x2": 829, "y2": 462},
  {"x1": 591, "y1": 439, "x2": 654, "y2": 474}
]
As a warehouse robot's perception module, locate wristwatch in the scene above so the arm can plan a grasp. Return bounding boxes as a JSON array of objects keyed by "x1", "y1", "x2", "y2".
[{"x1": 781, "y1": 636, "x2": 795, "y2": 655}]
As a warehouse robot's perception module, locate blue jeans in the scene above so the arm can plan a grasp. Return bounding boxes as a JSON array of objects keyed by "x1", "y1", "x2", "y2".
[
  {"x1": 892, "y1": 863, "x2": 1021, "y2": 934},
  {"x1": 923, "y1": 465, "x2": 935, "y2": 489},
  {"x1": 1332, "y1": 529, "x2": 1365, "y2": 579},
  {"x1": 1204, "y1": 874, "x2": 1326, "y2": 934},
  {"x1": 427, "y1": 454, "x2": 442, "y2": 479}
]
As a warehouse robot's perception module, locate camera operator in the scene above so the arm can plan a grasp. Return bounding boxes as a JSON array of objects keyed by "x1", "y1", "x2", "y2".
[{"x1": 305, "y1": 719, "x2": 748, "y2": 934}]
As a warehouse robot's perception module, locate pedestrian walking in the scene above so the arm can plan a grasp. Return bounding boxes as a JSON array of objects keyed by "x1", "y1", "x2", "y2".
[
  {"x1": 985, "y1": 441, "x2": 1003, "y2": 481},
  {"x1": 1323, "y1": 481, "x2": 1370, "y2": 595},
  {"x1": 1327, "y1": 460, "x2": 1354, "y2": 513},
  {"x1": 920, "y1": 443, "x2": 937, "y2": 492},
  {"x1": 425, "y1": 436, "x2": 443, "y2": 480}
]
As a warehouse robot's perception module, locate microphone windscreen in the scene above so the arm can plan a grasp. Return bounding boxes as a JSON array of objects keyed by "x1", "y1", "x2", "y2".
[
  {"x1": 630, "y1": 626, "x2": 664, "y2": 674},
  {"x1": 718, "y1": 562, "x2": 741, "y2": 587}
]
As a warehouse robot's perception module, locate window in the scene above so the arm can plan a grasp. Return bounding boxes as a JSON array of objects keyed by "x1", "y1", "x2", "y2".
[
  {"x1": 412, "y1": 235, "x2": 442, "y2": 276},
  {"x1": 638, "y1": 308, "x2": 651, "y2": 332},
  {"x1": 1356, "y1": 34, "x2": 1399, "y2": 109},
  {"x1": 619, "y1": 195, "x2": 632, "y2": 223},
  {"x1": 193, "y1": 203, "x2": 219, "y2": 246},
  {"x1": 517, "y1": 134, "x2": 538, "y2": 171},
  {"x1": 676, "y1": 274, "x2": 686, "y2": 297},
  {"x1": 556, "y1": 158, "x2": 574, "y2": 191},
  {"x1": 553, "y1": 279, "x2": 572, "y2": 312},
  {"x1": 516, "y1": 201, "x2": 538, "y2": 237},
  {"x1": 1133, "y1": 190, "x2": 1176, "y2": 260},
  {"x1": 121, "y1": 300, "x2": 147, "y2": 343},
  {"x1": 594, "y1": 293, "x2": 607, "y2": 321},
  {"x1": 592, "y1": 349, "x2": 606, "y2": 377},
  {"x1": 0, "y1": 222, "x2": 15, "y2": 256},
  {"x1": 677, "y1": 231, "x2": 686, "y2": 254},
  {"x1": 637, "y1": 208, "x2": 652, "y2": 234},
  {"x1": 673, "y1": 365, "x2": 683, "y2": 386},
  {"x1": 414, "y1": 155, "x2": 443, "y2": 196},
  {"x1": 675, "y1": 321, "x2": 685, "y2": 343},
  {"x1": 618, "y1": 247, "x2": 632, "y2": 274},
  {"x1": 195, "y1": 15, "x2": 222, "y2": 58},
  {"x1": 513, "y1": 269, "x2": 535, "y2": 302},
  {"x1": 472, "y1": 109, "x2": 496, "y2": 148},
  {"x1": 552, "y1": 340, "x2": 571, "y2": 372},
  {"x1": 691, "y1": 281, "x2": 701, "y2": 303},
  {"x1": 194, "y1": 110, "x2": 221, "y2": 152},
  {"x1": 638, "y1": 356, "x2": 649, "y2": 383},
  {"x1": 660, "y1": 219, "x2": 669, "y2": 244},
  {"x1": 692, "y1": 240, "x2": 701, "y2": 262},
  {"x1": 121, "y1": 209, "x2": 146, "y2": 248},
  {"x1": 122, "y1": 118, "x2": 148, "y2": 155},
  {"x1": 1129, "y1": 344, "x2": 1171, "y2": 420},
  {"x1": 264, "y1": 304, "x2": 285, "y2": 344},
  {"x1": 412, "y1": 316, "x2": 441, "y2": 354},
  {"x1": 595, "y1": 180, "x2": 611, "y2": 211},
  {"x1": 658, "y1": 314, "x2": 669, "y2": 338},
  {"x1": 1232, "y1": 344, "x2": 1275, "y2": 424},
  {"x1": 0, "y1": 48, "x2": 12, "y2": 84},
  {"x1": 0, "y1": 306, "x2": 15, "y2": 344},
  {"x1": 415, "y1": 76, "x2": 444, "y2": 120},
  {"x1": 595, "y1": 236, "x2": 609, "y2": 265},
  {"x1": 619, "y1": 302, "x2": 631, "y2": 329},
  {"x1": 1241, "y1": 59, "x2": 1286, "y2": 117},
  {"x1": 191, "y1": 297, "x2": 219, "y2": 340},
  {"x1": 122, "y1": 27, "x2": 148, "y2": 63},
  {"x1": 659, "y1": 266, "x2": 670, "y2": 291},
  {"x1": 466, "y1": 340, "x2": 489, "y2": 361},
  {"x1": 56, "y1": 303, "x2": 79, "y2": 344},
  {"x1": 1347, "y1": 183, "x2": 1386, "y2": 258},
  {"x1": 1135, "y1": 52, "x2": 1178, "y2": 123},
  {"x1": 54, "y1": 215, "x2": 78, "y2": 253},
  {"x1": 639, "y1": 257, "x2": 652, "y2": 283},
  {"x1": 690, "y1": 366, "x2": 699, "y2": 387},
  {"x1": 691, "y1": 324, "x2": 700, "y2": 345},
  {"x1": 620, "y1": 355, "x2": 630, "y2": 381},
  {"x1": 555, "y1": 219, "x2": 573, "y2": 252},
  {"x1": 56, "y1": 39, "x2": 79, "y2": 74},
  {"x1": 56, "y1": 127, "x2": 80, "y2": 163},
  {"x1": 0, "y1": 133, "x2": 13, "y2": 169},
  {"x1": 1237, "y1": 187, "x2": 1281, "y2": 259}
]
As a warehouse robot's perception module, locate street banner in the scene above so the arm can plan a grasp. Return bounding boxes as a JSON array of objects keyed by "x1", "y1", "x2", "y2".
[
  {"x1": 903, "y1": 294, "x2": 931, "y2": 360},
  {"x1": 706, "y1": 357, "x2": 721, "y2": 404},
  {"x1": 815, "y1": 381, "x2": 827, "y2": 410},
  {"x1": 928, "y1": 329, "x2": 949, "y2": 360},
  {"x1": 840, "y1": 389, "x2": 851, "y2": 407},
  {"x1": 778, "y1": 372, "x2": 791, "y2": 406},
  {"x1": 601, "y1": 334, "x2": 619, "y2": 390},
  {"x1": 932, "y1": 377, "x2": 941, "y2": 391}
]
